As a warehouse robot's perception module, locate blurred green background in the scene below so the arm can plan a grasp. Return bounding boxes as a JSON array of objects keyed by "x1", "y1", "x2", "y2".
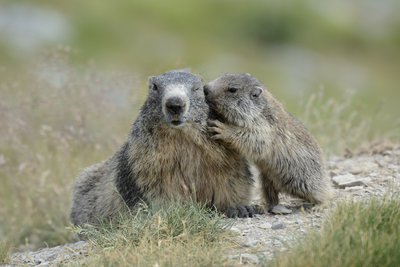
[
  {"x1": 1, "y1": 0, "x2": 399, "y2": 139},
  {"x1": 0, "y1": 0, "x2": 399, "y2": 250},
  {"x1": 1, "y1": 1, "x2": 399, "y2": 111}
]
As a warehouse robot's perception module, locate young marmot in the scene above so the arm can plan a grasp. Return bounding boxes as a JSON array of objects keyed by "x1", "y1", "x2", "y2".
[
  {"x1": 70, "y1": 70, "x2": 257, "y2": 226},
  {"x1": 204, "y1": 73, "x2": 332, "y2": 212}
]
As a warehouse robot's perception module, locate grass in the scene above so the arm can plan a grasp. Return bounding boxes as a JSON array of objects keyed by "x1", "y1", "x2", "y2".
[
  {"x1": 0, "y1": 241, "x2": 11, "y2": 264},
  {"x1": 268, "y1": 197, "x2": 400, "y2": 267},
  {"x1": 0, "y1": 55, "x2": 140, "y2": 250},
  {"x1": 299, "y1": 88, "x2": 373, "y2": 155},
  {"x1": 68, "y1": 202, "x2": 233, "y2": 267}
]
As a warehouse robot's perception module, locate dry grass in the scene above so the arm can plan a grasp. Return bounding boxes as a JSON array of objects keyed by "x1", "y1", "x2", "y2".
[
  {"x1": 267, "y1": 196, "x2": 400, "y2": 267},
  {"x1": 0, "y1": 51, "x2": 141, "y2": 249}
]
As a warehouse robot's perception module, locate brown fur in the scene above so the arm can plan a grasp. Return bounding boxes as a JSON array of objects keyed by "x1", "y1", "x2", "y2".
[
  {"x1": 70, "y1": 70, "x2": 256, "y2": 226},
  {"x1": 205, "y1": 73, "x2": 333, "y2": 211}
]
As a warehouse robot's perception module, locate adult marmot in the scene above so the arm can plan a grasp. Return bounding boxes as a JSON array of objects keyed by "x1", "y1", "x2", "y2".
[
  {"x1": 204, "y1": 73, "x2": 332, "y2": 212},
  {"x1": 70, "y1": 70, "x2": 256, "y2": 225}
]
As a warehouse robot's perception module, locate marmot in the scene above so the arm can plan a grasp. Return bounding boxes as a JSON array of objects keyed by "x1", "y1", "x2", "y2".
[
  {"x1": 70, "y1": 70, "x2": 257, "y2": 225},
  {"x1": 204, "y1": 73, "x2": 332, "y2": 212}
]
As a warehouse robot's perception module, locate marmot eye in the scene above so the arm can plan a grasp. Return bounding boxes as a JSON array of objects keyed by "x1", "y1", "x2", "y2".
[
  {"x1": 152, "y1": 84, "x2": 158, "y2": 91},
  {"x1": 193, "y1": 86, "x2": 200, "y2": 91},
  {"x1": 227, "y1": 87, "x2": 238, "y2": 93}
]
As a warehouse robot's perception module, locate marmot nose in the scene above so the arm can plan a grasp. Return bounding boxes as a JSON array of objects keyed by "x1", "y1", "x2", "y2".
[
  {"x1": 203, "y1": 85, "x2": 209, "y2": 96},
  {"x1": 166, "y1": 97, "x2": 186, "y2": 115}
]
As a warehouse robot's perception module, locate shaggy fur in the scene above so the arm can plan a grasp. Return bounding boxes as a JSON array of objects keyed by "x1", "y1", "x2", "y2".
[
  {"x1": 205, "y1": 73, "x2": 332, "y2": 210},
  {"x1": 70, "y1": 70, "x2": 256, "y2": 226}
]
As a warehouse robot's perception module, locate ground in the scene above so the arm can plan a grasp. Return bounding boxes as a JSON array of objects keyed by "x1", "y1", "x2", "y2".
[{"x1": 4, "y1": 144, "x2": 400, "y2": 266}]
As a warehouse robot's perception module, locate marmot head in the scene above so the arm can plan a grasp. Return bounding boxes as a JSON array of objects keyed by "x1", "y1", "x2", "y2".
[
  {"x1": 145, "y1": 70, "x2": 207, "y2": 128},
  {"x1": 204, "y1": 73, "x2": 267, "y2": 126}
]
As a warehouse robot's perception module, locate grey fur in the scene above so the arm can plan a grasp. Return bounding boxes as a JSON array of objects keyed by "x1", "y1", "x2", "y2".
[
  {"x1": 205, "y1": 73, "x2": 333, "y2": 211},
  {"x1": 70, "y1": 70, "x2": 255, "y2": 226}
]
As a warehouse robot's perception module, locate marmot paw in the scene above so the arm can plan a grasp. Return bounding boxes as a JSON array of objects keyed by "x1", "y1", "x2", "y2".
[{"x1": 225, "y1": 204, "x2": 263, "y2": 218}]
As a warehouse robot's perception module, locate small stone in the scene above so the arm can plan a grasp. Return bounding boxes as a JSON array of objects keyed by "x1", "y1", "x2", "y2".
[
  {"x1": 271, "y1": 222, "x2": 285, "y2": 230},
  {"x1": 344, "y1": 186, "x2": 364, "y2": 191},
  {"x1": 295, "y1": 219, "x2": 303, "y2": 224},
  {"x1": 332, "y1": 174, "x2": 369, "y2": 188},
  {"x1": 230, "y1": 226, "x2": 241, "y2": 233},
  {"x1": 301, "y1": 203, "x2": 315, "y2": 210},
  {"x1": 240, "y1": 253, "x2": 259, "y2": 264},
  {"x1": 258, "y1": 223, "x2": 272, "y2": 229},
  {"x1": 329, "y1": 171, "x2": 337, "y2": 178},
  {"x1": 271, "y1": 204, "x2": 292, "y2": 215},
  {"x1": 243, "y1": 239, "x2": 259, "y2": 247}
]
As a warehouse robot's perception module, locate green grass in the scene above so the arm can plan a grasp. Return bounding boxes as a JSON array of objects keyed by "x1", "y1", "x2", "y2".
[
  {"x1": 268, "y1": 197, "x2": 400, "y2": 267},
  {"x1": 68, "y1": 202, "x2": 233, "y2": 267},
  {"x1": 0, "y1": 241, "x2": 11, "y2": 264}
]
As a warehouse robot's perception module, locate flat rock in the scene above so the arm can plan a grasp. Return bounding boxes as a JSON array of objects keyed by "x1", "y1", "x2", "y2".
[
  {"x1": 271, "y1": 204, "x2": 292, "y2": 215},
  {"x1": 229, "y1": 253, "x2": 259, "y2": 264},
  {"x1": 271, "y1": 222, "x2": 285, "y2": 230},
  {"x1": 332, "y1": 174, "x2": 368, "y2": 188},
  {"x1": 243, "y1": 239, "x2": 259, "y2": 247},
  {"x1": 344, "y1": 185, "x2": 364, "y2": 191}
]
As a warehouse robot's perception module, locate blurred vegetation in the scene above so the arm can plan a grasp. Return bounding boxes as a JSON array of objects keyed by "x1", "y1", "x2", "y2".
[
  {"x1": 0, "y1": 0, "x2": 399, "y2": 140},
  {"x1": 0, "y1": 0, "x2": 399, "y2": 252}
]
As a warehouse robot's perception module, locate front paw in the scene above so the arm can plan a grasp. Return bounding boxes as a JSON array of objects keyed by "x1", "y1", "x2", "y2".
[
  {"x1": 225, "y1": 205, "x2": 263, "y2": 218},
  {"x1": 207, "y1": 119, "x2": 228, "y2": 141}
]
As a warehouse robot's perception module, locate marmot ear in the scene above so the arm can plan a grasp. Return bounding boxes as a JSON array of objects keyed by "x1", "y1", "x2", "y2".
[
  {"x1": 251, "y1": 86, "x2": 263, "y2": 99},
  {"x1": 148, "y1": 76, "x2": 157, "y2": 91}
]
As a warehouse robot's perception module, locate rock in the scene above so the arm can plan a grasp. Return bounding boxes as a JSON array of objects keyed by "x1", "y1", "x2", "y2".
[
  {"x1": 258, "y1": 223, "x2": 272, "y2": 229},
  {"x1": 329, "y1": 171, "x2": 338, "y2": 178},
  {"x1": 332, "y1": 174, "x2": 369, "y2": 188},
  {"x1": 295, "y1": 219, "x2": 303, "y2": 224},
  {"x1": 240, "y1": 253, "x2": 259, "y2": 264},
  {"x1": 271, "y1": 222, "x2": 285, "y2": 230},
  {"x1": 229, "y1": 253, "x2": 259, "y2": 264},
  {"x1": 230, "y1": 226, "x2": 241, "y2": 234},
  {"x1": 301, "y1": 203, "x2": 315, "y2": 210},
  {"x1": 271, "y1": 204, "x2": 292, "y2": 215},
  {"x1": 344, "y1": 186, "x2": 364, "y2": 191},
  {"x1": 243, "y1": 239, "x2": 259, "y2": 247}
]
